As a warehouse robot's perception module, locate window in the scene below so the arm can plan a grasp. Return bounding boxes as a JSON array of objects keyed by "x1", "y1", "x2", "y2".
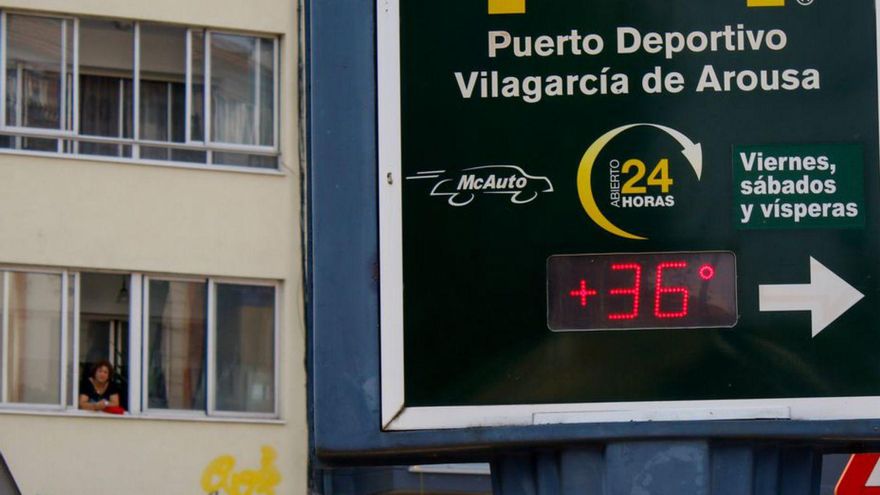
[
  {"x1": 0, "y1": 267, "x2": 278, "y2": 418},
  {"x1": 145, "y1": 278, "x2": 206, "y2": 411},
  {"x1": 1, "y1": 270, "x2": 66, "y2": 406},
  {"x1": 213, "y1": 283, "x2": 275, "y2": 414},
  {"x1": 0, "y1": 12, "x2": 279, "y2": 169}
]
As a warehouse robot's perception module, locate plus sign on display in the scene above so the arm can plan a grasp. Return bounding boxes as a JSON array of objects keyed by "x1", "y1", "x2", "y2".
[{"x1": 376, "y1": 0, "x2": 879, "y2": 431}]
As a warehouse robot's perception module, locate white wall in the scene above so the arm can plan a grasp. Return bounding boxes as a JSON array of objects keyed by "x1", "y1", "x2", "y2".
[{"x1": 0, "y1": 0, "x2": 306, "y2": 492}]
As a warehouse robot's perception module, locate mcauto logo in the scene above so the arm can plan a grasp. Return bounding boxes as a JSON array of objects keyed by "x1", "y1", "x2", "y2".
[{"x1": 407, "y1": 165, "x2": 554, "y2": 207}]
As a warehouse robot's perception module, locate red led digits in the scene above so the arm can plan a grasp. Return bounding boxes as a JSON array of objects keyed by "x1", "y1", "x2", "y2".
[
  {"x1": 654, "y1": 261, "x2": 689, "y2": 318},
  {"x1": 548, "y1": 252, "x2": 736, "y2": 330},
  {"x1": 699, "y1": 264, "x2": 715, "y2": 281},
  {"x1": 569, "y1": 279, "x2": 598, "y2": 307},
  {"x1": 608, "y1": 263, "x2": 641, "y2": 320}
]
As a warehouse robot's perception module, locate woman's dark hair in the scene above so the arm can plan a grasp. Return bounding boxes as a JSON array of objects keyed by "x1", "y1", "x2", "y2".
[{"x1": 92, "y1": 359, "x2": 114, "y2": 378}]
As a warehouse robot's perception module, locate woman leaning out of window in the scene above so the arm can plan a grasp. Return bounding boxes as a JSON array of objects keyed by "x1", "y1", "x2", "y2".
[{"x1": 79, "y1": 360, "x2": 122, "y2": 413}]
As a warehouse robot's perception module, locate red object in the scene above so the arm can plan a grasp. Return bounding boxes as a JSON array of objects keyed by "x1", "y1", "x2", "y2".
[
  {"x1": 568, "y1": 279, "x2": 598, "y2": 307},
  {"x1": 654, "y1": 261, "x2": 688, "y2": 318},
  {"x1": 836, "y1": 454, "x2": 880, "y2": 495},
  {"x1": 608, "y1": 263, "x2": 641, "y2": 320},
  {"x1": 103, "y1": 406, "x2": 125, "y2": 415},
  {"x1": 698, "y1": 264, "x2": 716, "y2": 281}
]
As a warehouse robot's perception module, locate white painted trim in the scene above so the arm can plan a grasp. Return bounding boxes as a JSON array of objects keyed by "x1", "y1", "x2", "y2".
[
  {"x1": 117, "y1": 79, "x2": 125, "y2": 157},
  {"x1": 166, "y1": 82, "x2": 173, "y2": 152},
  {"x1": 185, "y1": 29, "x2": 193, "y2": 144},
  {"x1": 132, "y1": 22, "x2": 141, "y2": 159},
  {"x1": 409, "y1": 464, "x2": 491, "y2": 476},
  {"x1": 14, "y1": 62, "x2": 22, "y2": 146},
  {"x1": 71, "y1": 271, "x2": 80, "y2": 408},
  {"x1": 128, "y1": 274, "x2": 142, "y2": 414},
  {"x1": 0, "y1": 127, "x2": 275, "y2": 154},
  {"x1": 0, "y1": 403, "x2": 65, "y2": 412},
  {"x1": 59, "y1": 19, "x2": 67, "y2": 141},
  {"x1": 385, "y1": 396, "x2": 880, "y2": 431},
  {"x1": 59, "y1": 271, "x2": 68, "y2": 407},
  {"x1": 210, "y1": 410, "x2": 277, "y2": 420},
  {"x1": 0, "y1": 126, "x2": 76, "y2": 138},
  {"x1": 204, "y1": 30, "x2": 212, "y2": 145},
  {"x1": 3, "y1": 266, "x2": 64, "y2": 275},
  {"x1": 72, "y1": 17, "x2": 79, "y2": 138},
  {"x1": 0, "y1": 407, "x2": 285, "y2": 424},
  {"x1": 1, "y1": 272, "x2": 8, "y2": 403},
  {"x1": 272, "y1": 37, "x2": 279, "y2": 149},
  {"x1": 377, "y1": 0, "x2": 406, "y2": 429},
  {"x1": 273, "y1": 282, "x2": 280, "y2": 418},
  {"x1": 140, "y1": 275, "x2": 150, "y2": 412},
  {"x1": 206, "y1": 278, "x2": 216, "y2": 415},
  {"x1": 0, "y1": 12, "x2": 6, "y2": 127},
  {"x1": 254, "y1": 38, "x2": 261, "y2": 146},
  {"x1": 0, "y1": 147, "x2": 284, "y2": 176}
]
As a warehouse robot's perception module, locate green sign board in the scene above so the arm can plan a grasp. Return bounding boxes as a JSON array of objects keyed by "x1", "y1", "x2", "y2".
[
  {"x1": 732, "y1": 144, "x2": 865, "y2": 229},
  {"x1": 378, "y1": 0, "x2": 880, "y2": 430}
]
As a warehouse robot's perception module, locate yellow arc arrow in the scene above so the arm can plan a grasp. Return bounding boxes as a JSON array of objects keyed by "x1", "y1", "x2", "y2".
[{"x1": 576, "y1": 123, "x2": 703, "y2": 240}]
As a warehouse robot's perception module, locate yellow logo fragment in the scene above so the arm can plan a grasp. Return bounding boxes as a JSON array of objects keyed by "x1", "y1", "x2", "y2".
[
  {"x1": 747, "y1": 0, "x2": 785, "y2": 7},
  {"x1": 488, "y1": 0, "x2": 526, "y2": 15}
]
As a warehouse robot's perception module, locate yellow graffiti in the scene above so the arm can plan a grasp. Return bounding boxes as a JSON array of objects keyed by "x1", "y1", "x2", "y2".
[{"x1": 201, "y1": 445, "x2": 281, "y2": 495}]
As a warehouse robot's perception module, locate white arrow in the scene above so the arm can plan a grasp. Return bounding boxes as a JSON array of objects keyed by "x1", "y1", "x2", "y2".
[
  {"x1": 759, "y1": 257, "x2": 864, "y2": 337},
  {"x1": 648, "y1": 124, "x2": 703, "y2": 180}
]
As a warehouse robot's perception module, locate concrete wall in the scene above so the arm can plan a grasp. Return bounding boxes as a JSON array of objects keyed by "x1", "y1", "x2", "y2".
[{"x1": 0, "y1": 0, "x2": 306, "y2": 493}]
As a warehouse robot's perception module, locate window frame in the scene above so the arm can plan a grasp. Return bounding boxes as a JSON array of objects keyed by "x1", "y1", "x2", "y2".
[
  {"x1": 0, "y1": 266, "x2": 68, "y2": 411},
  {"x1": 0, "y1": 10, "x2": 280, "y2": 170},
  {"x1": 208, "y1": 277, "x2": 280, "y2": 419},
  {"x1": 0, "y1": 11, "x2": 77, "y2": 147},
  {"x1": 141, "y1": 274, "x2": 209, "y2": 418},
  {"x1": 0, "y1": 266, "x2": 280, "y2": 420}
]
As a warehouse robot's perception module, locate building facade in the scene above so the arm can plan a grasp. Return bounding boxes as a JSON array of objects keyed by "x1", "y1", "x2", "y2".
[{"x1": 0, "y1": 0, "x2": 305, "y2": 493}]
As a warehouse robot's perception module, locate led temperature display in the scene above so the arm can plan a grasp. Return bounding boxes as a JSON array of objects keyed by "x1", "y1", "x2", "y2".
[{"x1": 547, "y1": 252, "x2": 737, "y2": 331}]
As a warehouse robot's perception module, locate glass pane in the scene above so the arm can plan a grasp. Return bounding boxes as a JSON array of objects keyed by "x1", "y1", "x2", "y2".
[
  {"x1": 6, "y1": 15, "x2": 69, "y2": 131},
  {"x1": 140, "y1": 145, "x2": 205, "y2": 163},
  {"x1": 78, "y1": 77, "x2": 132, "y2": 157},
  {"x1": 215, "y1": 284, "x2": 274, "y2": 413},
  {"x1": 140, "y1": 24, "x2": 186, "y2": 158},
  {"x1": 147, "y1": 279, "x2": 206, "y2": 410},
  {"x1": 139, "y1": 80, "x2": 186, "y2": 160},
  {"x1": 78, "y1": 19, "x2": 133, "y2": 157},
  {"x1": 258, "y1": 38, "x2": 274, "y2": 147},
  {"x1": 213, "y1": 152, "x2": 276, "y2": 169},
  {"x1": 191, "y1": 30, "x2": 205, "y2": 142},
  {"x1": 210, "y1": 33, "x2": 257, "y2": 145},
  {"x1": 6, "y1": 272, "x2": 62, "y2": 404}
]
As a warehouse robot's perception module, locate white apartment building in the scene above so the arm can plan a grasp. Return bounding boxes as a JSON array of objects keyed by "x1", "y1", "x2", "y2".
[{"x1": 0, "y1": 0, "x2": 305, "y2": 493}]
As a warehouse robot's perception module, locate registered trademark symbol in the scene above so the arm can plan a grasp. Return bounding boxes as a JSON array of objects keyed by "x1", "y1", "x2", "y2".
[{"x1": 797, "y1": 0, "x2": 814, "y2": 5}]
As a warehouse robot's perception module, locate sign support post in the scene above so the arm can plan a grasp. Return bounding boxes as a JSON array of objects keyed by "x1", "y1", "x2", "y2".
[{"x1": 491, "y1": 443, "x2": 821, "y2": 495}]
